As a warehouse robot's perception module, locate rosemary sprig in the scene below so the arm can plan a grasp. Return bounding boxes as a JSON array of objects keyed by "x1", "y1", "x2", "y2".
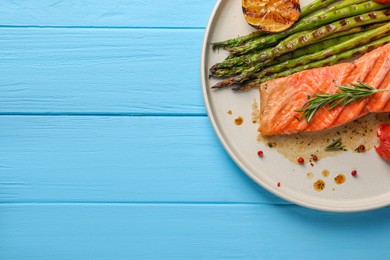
[
  {"x1": 296, "y1": 81, "x2": 387, "y2": 122},
  {"x1": 325, "y1": 138, "x2": 346, "y2": 152}
]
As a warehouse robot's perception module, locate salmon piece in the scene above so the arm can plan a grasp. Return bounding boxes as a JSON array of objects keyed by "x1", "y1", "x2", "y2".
[
  {"x1": 259, "y1": 63, "x2": 354, "y2": 135},
  {"x1": 259, "y1": 73, "x2": 313, "y2": 134},
  {"x1": 384, "y1": 99, "x2": 390, "y2": 111},
  {"x1": 367, "y1": 70, "x2": 390, "y2": 112},
  {"x1": 259, "y1": 43, "x2": 390, "y2": 136},
  {"x1": 365, "y1": 46, "x2": 390, "y2": 112},
  {"x1": 332, "y1": 48, "x2": 384, "y2": 126},
  {"x1": 304, "y1": 64, "x2": 354, "y2": 132}
]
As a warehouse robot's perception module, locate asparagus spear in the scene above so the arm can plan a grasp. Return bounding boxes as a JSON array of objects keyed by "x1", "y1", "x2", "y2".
[
  {"x1": 227, "y1": 2, "x2": 390, "y2": 55},
  {"x1": 210, "y1": 66, "x2": 246, "y2": 78},
  {"x1": 233, "y1": 34, "x2": 390, "y2": 91},
  {"x1": 212, "y1": 23, "x2": 390, "y2": 89},
  {"x1": 307, "y1": 21, "x2": 386, "y2": 42},
  {"x1": 300, "y1": 0, "x2": 340, "y2": 18},
  {"x1": 212, "y1": 33, "x2": 358, "y2": 78},
  {"x1": 211, "y1": 0, "x2": 361, "y2": 50},
  {"x1": 211, "y1": 22, "x2": 387, "y2": 78},
  {"x1": 268, "y1": 22, "x2": 387, "y2": 63},
  {"x1": 224, "y1": 19, "x2": 386, "y2": 61},
  {"x1": 310, "y1": 0, "x2": 368, "y2": 18},
  {"x1": 212, "y1": 31, "x2": 266, "y2": 50},
  {"x1": 211, "y1": 33, "x2": 351, "y2": 78},
  {"x1": 211, "y1": 9, "x2": 390, "y2": 71}
]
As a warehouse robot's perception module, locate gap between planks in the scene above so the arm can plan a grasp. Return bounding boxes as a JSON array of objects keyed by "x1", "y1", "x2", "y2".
[
  {"x1": 0, "y1": 201, "x2": 292, "y2": 206},
  {"x1": 0, "y1": 25, "x2": 206, "y2": 30},
  {"x1": 0, "y1": 112, "x2": 207, "y2": 117}
]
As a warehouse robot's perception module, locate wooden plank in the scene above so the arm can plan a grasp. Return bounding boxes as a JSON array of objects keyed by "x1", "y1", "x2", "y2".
[
  {"x1": 0, "y1": 28, "x2": 207, "y2": 115},
  {"x1": 1, "y1": 204, "x2": 390, "y2": 259},
  {"x1": 0, "y1": 0, "x2": 214, "y2": 28},
  {"x1": 0, "y1": 116, "x2": 285, "y2": 204}
]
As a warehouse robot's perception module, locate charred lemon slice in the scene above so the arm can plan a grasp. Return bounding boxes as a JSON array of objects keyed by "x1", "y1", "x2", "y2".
[{"x1": 242, "y1": 0, "x2": 301, "y2": 32}]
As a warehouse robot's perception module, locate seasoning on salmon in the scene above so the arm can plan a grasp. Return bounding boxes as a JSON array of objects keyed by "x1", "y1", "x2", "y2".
[{"x1": 259, "y1": 43, "x2": 390, "y2": 135}]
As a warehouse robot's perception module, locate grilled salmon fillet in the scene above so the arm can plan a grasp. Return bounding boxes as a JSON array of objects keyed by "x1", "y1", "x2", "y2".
[{"x1": 259, "y1": 43, "x2": 390, "y2": 135}]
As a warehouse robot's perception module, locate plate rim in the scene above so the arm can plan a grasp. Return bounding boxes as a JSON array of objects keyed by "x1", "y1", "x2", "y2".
[{"x1": 200, "y1": 0, "x2": 390, "y2": 213}]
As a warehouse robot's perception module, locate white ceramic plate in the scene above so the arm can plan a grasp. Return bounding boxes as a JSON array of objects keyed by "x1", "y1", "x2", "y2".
[{"x1": 201, "y1": 0, "x2": 390, "y2": 212}]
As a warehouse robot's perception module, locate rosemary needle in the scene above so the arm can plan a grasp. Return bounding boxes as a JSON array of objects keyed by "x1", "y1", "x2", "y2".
[
  {"x1": 296, "y1": 81, "x2": 387, "y2": 123},
  {"x1": 325, "y1": 138, "x2": 346, "y2": 152}
]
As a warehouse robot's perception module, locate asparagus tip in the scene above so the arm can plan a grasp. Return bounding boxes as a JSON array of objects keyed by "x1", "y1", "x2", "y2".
[
  {"x1": 211, "y1": 78, "x2": 237, "y2": 89},
  {"x1": 211, "y1": 42, "x2": 224, "y2": 51},
  {"x1": 209, "y1": 64, "x2": 219, "y2": 75}
]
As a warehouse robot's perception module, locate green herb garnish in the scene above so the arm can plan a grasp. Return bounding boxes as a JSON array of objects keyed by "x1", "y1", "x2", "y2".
[
  {"x1": 325, "y1": 138, "x2": 346, "y2": 152},
  {"x1": 297, "y1": 81, "x2": 387, "y2": 123}
]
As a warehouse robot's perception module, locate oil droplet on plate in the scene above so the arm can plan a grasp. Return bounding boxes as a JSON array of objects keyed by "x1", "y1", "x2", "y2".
[
  {"x1": 227, "y1": 110, "x2": 232, "y2": 115},
  {"x1": 313, "y1": 180, "x2": 325, "y2": 192},
  {"x1": 334, "y1": 174, "x2": 346, "y2": 185},
  {"x1": 307, "y1": 172, "x2": 314, "y2": 180},
  {"x1": 234, "y1": 116, "x2": 244, "y2": 126},
  {"x1": 251, "y1": 99, "x2": 260, "y2": 124},
  {"x1": 322, "y1": 169, "x2": 330, "y2": 178}
]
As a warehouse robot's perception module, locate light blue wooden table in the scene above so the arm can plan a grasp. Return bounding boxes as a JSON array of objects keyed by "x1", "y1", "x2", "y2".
[{"x1": 1, "y1": 1, "x2": 390, "y2": 259}]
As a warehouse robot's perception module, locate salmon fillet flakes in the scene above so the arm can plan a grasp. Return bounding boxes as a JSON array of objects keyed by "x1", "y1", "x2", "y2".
[{"x1": 259, "y1": 43, "x2": 390, "y2": 136}]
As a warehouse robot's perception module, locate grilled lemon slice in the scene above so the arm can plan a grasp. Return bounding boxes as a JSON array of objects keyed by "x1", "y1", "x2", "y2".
[{"x1": 242, "y1": 0, "x2": 301, "y2": 32}]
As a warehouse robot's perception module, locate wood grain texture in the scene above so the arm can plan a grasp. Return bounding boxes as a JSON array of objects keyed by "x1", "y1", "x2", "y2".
[
  {"x1": 0, "y1": 28, "x2": 207, "y2": 115},
  {"x1": 0, "y1": 0, "x2": 214, "y2": 28},
  {"x1": 2, "y1": 1, "x2": 389, "y2": 259},
  {"x1": 1, "y1": 204, "x2": 390, "y2": 259},
  {"x1": 0, "y1": 116, "x2": 284, "y2": 204}
]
